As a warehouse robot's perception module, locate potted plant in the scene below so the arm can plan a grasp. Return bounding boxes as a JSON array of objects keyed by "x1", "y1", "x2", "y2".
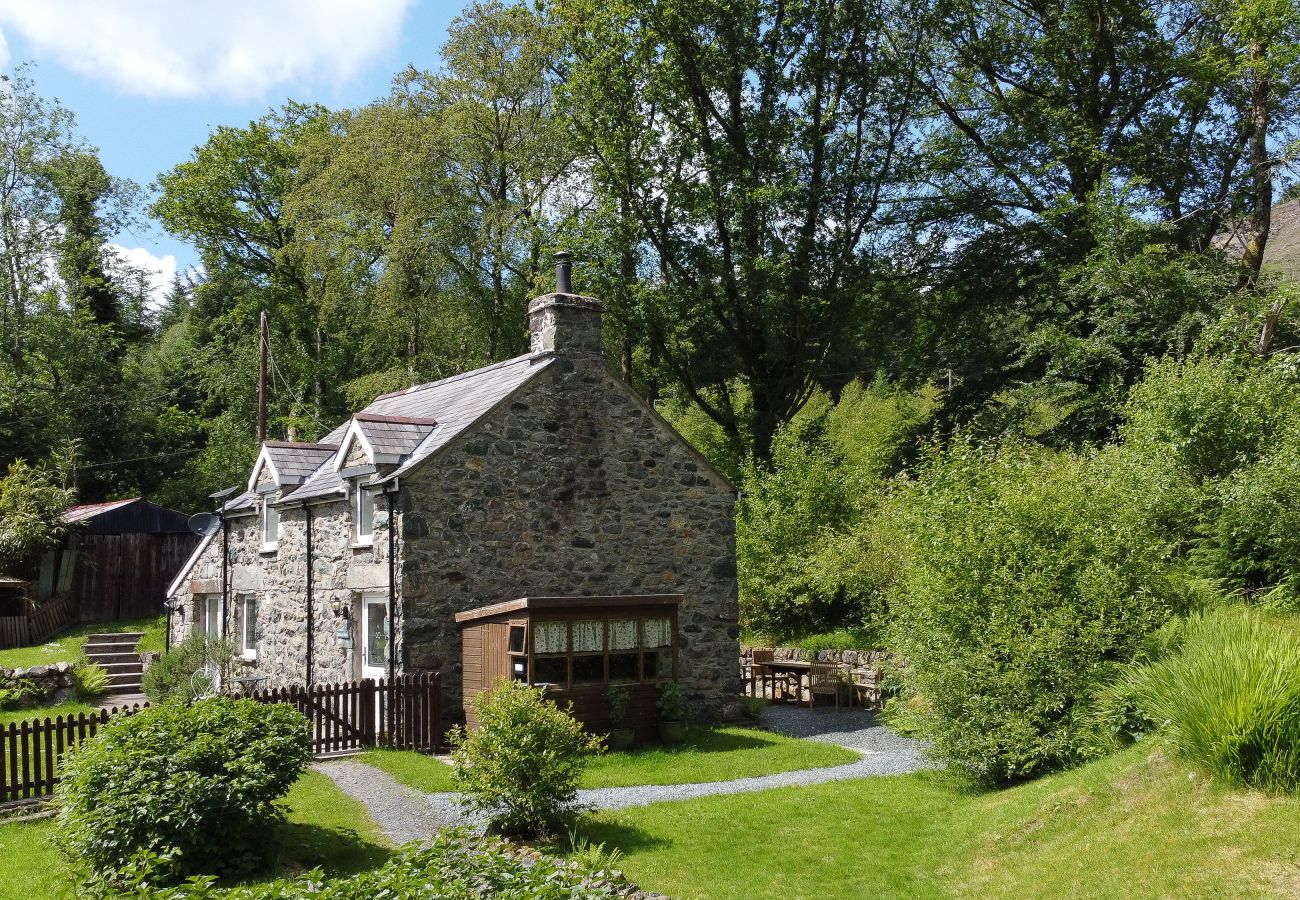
[
  {"x1": 606, "y1": 685, "x2": 635, "y2": 751},
  {"x1": 656, "y1": 681, "x2": 689, "y2": 745}
]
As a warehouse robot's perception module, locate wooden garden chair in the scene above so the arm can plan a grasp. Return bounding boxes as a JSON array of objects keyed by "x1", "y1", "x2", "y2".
[
  {"x1": 807, "y1": 661, "x2": 842, "y2": 711},
  {"x1": 749, "y1": 649, "x2": 776, "y2": 699},
  {"x1": 849, "y1": 667, "x2": 881, "y2": 708}
]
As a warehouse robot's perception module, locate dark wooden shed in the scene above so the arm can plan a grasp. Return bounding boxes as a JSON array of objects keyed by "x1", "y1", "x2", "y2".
[
  {"x1": 37, "y1": 498, "x2": 199, "y2": 623},
  {"x1": 455, "y1": 594, "x2": 680, "y2": 741}
]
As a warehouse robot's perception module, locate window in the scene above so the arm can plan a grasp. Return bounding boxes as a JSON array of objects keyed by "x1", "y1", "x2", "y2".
[
  {"x1": 241, "y1": 595, "x2": 258, "y2": 660},
  {"x1": 198, "y1": 595, "x2": 221, "y2": 638},
  {"x1": 526, "y1": 614, "x2": 676, "y2": 688},
  {"x1": 261, "y1": 497, "x2": 279, "y2": 551},
  {"x1": 353, "y1": 482, "x2": 375, "y2": 546}
]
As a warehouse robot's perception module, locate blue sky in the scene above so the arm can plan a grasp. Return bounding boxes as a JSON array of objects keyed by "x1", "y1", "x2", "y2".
[{"x1": 0, "y1": 0, "x2": 462, "y2": 299}]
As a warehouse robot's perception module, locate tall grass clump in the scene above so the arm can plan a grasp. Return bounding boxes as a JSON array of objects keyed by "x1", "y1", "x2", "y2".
[{"x1": 1126, "y1": 608, "x2": 1300, "y2": 794}]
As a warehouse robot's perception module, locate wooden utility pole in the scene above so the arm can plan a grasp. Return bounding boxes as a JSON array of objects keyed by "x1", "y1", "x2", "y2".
[{"x1": 257, "y1": 310, "x2": 269, "y2": 443}]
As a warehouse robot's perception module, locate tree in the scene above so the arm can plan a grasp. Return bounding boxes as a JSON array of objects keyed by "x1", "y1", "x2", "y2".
[
  {"x1": 555, "y1": 0, "x2": 926, "y2": 460},
  {"x1": 0, "y1": 455, "x2": 74, "y2": 573}
]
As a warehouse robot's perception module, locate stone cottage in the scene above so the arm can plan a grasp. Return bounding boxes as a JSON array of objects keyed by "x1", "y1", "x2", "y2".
[{"x1": 166, "y1": 257, "x2": 741, "y2": 720}]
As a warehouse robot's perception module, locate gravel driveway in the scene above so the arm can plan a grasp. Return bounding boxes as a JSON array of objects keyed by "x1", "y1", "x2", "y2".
[{"x1": 315, "y1": 707, "x2": 932, "y2": 845}]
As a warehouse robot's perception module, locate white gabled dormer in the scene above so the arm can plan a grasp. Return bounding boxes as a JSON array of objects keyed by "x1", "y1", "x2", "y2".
[{"x1": 334, "y1": 414, "x2": 439, "y2": 471}]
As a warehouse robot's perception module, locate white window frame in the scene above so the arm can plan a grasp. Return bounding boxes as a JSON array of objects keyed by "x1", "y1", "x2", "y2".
[
  {"x1": 199, "y1": 595, "x2": 221, "y2": 638},
  {"x1": 240, "y1": 594, "x2": 259, "y2": 661},
  {"x1": 261, "y1": 495, "x2": 279, "y2": 553},
  {"x1": 352, "y1": 481, "x2": 375, "y2": 547}
]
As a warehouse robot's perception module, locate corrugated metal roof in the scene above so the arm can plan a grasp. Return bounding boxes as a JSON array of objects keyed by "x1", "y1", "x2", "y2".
[{"x1": 64, "y1": 497, "x2": 137, "y2": 523}]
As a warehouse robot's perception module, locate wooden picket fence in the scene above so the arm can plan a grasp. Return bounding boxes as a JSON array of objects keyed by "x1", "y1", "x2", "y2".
[
  {"x1": 0, "y1": 672, "x2": 441, "y2": 809},
  {"x1": 0, "y1": 700, "x2": 148, "y2": 806},
  {"x1": 0, "y1": 595, "x2": 75, "y2": 651},
  {"x1": 247, "y1": 672, "x2": 442, "y2": 757}
]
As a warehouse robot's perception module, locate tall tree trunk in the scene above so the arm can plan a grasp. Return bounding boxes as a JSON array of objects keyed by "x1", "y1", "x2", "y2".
[{"x1": 1241, "y1": 41, "x2": 1277, "y2": 355}]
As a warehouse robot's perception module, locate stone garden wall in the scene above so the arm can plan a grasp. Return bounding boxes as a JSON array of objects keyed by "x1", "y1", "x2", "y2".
[{"x1": 0, "y1": 662, "x2": 77, "y2": 708}]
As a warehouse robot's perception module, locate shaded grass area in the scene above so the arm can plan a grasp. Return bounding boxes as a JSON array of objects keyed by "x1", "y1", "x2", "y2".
[
  {"x1": 361, "y1": 725, "x2": 857, "y2": 794},
  {"x1": 0, "y1": 770, "x2": 389, "y2": 898},
  {"x1": 576, "y1": 743, "x2": 1300, "y2": 899},
  {"x1": 0, "y1": 615, "x2": 166, "y2": 671}
]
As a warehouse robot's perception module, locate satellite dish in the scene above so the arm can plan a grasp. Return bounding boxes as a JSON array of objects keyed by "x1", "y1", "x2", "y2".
[{"x1": 188, "y1": 513, "x2": 220, "y2": 537}]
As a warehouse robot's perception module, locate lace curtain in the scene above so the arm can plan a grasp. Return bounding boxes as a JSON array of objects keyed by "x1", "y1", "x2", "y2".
[
  {"x1": 644, "y1": 617, "x2": 672, "y2": 648},
  {"x1": 573, "y1": 620, "x2": 604, "y2": 653},
  {"x1": 609, "y1": 619, "x2": 639, "y2": 651},
  {"x1": 534, "y1": 621, "x2": 568, "y2": 654}
]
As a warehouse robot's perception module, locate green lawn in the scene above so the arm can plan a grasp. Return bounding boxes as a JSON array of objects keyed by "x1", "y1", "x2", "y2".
[
  {"x1": 0, "y1": 699, "x2": 98, "y2": 728},
  {"x1": 361, "y1": 725, "x2": 857, "y2": 794},
  {"x1": 574, "y1": 743, "x2": 1300, "y2": 899},
  {"x1": 0, "y1": 615, "x2": 166, "y2": 671},
  {"x1": 0, "y1": 769, "x2": 389, "y2": 898}
]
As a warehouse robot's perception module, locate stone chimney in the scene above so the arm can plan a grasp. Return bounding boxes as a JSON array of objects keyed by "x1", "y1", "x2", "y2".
[{"x1": 528, "y1": 252, "x2": 604, "y2": 357}]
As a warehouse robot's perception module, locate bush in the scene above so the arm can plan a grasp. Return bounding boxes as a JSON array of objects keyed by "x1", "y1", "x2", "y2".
[
  {"x1": 1120, "y1": 608, "x2": 1300, "y2": 794},
  {"x1": 56, "y1": 696, "x2": 312, "y2": 885},
  {"x1": 112, "y1": 830, "x2": 624, "y2": 899},
  {"x1": 887, "y1": 438, "x2": 1193, "y2": 784},
  {"x1": 656, "y1": 681, "x2": 688, "y2": 722},
  {"x1": 74, "y1": 662, "x2": 111, "y2": 699},
  {"x1": 448, "y1": 681, "x2": 603, "y2": 837},
  {"x1": 141, "y1": 635, "x2": 239, "y2": 703}
]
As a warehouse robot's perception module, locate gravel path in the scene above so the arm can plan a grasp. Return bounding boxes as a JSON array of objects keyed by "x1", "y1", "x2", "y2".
[{"x1": 315, "y1": 707, "x2": 932, "y2": 842}]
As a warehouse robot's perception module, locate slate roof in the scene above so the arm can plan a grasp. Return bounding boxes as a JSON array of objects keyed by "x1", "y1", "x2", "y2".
[
  {"x1": 354, "y1": 414, "x2": 438, "y2": 458},
  {"x1": 263, "y1": 442, "x2": 338, "y2": 480},
  {"x1": 245, "y1": 353, "x2": 553, "y2": 507}
]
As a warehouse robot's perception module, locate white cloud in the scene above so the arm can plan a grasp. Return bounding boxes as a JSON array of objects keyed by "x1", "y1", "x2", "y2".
[
  {"x1": 0, "y1": 1, "x2": 414, "y2": 100},
  {"x1": 109, "y1": 243, "x2": 176, "y2": 310},
  {"x1": 0, "y1": 28, "x2": 9, "y2": 72}
]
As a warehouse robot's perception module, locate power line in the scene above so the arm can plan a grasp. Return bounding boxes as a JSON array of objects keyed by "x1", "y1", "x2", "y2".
[{"x1": 78, "y1": 447, "x2": 203, "y2": 470}]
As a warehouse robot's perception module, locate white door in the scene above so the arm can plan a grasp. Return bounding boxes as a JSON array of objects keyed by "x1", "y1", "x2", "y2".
[{"x1": 361, "y1": 596, "x2": 389, "y2": 680}]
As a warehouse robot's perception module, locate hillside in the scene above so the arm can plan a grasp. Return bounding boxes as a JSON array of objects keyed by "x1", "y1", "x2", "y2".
[
  {"x1": 1219, "y1": 198, "x2": 1300, "y2": 282},
  {"x1": 586, "y1": 743, "x2": 1300, "y2": 898}
]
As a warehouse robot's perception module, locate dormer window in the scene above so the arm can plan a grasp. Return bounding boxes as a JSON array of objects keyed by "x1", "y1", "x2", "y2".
[
  {"x1": 353, "y1": 482, "x2": 375, "y2": 546},
  {"x1": 261, "y1": 496, "x2": 279, "y2": 552}
]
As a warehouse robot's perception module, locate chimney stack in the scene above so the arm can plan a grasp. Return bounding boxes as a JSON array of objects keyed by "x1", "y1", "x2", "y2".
[{"x1": 528, "y1": 252, "x2": 604, "y2": 358}]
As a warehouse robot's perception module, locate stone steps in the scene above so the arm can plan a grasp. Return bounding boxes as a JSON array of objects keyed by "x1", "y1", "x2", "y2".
[{"x1": 84, "y1": 632, "x2": 145, "y2": 695}]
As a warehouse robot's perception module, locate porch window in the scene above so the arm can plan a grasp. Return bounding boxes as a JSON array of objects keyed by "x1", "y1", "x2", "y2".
[{"x1": 529, "y1": 615, "x2": 676, "y2": 688}]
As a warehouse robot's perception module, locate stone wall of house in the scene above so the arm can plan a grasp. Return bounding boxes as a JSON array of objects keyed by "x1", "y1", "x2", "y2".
[
  {"x1": 168, "y1": 488, "x2": 400, "y2": 691},
  {"x1": 400, "y1": 351, "x2": 741, "y2": 721}
]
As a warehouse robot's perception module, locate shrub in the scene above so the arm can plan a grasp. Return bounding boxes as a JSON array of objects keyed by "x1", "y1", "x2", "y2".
[
  {"x1": 1121, "y1": 607, "x2": 1300, "y2": 794},
  {"x1": 448, "y1": 680, "x2": 603, "y2": 837},
  {"x1": 56, "y1": 696, "x2": 312, "y2": 885},
  {"x1": 1194, "y1": 429, "x2": 1300, "y2": 606},
  {"x1": 141, "y1": 635, "x2": 239, "y2": 703},
  {"x1": 606, "y1": 685, "x2": 629, "y2": 728},
  {"x1": 74, "y1": 662, "x2": 111, "y2": 700},
  {"x1": 0, "y1": 677, "x2": 42, "y2": 710},
  {"x1": 887, "y1": 438, "x2": 1194, "y2": 784},
  {"x1": 656, "y1": 681, "x2": 688, "y2": 722},
  {"x1": 115, "y1": 830, "x2": 623, "y2": 899}
]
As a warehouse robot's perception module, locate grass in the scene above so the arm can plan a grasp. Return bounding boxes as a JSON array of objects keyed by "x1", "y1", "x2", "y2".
[
  {"x1": 360, "y1": 725, "x2": 857, "y2": 794},
  {"x1": 0, "y1": 700, "x2": 98, "y2": 728},
  {"x1": 0, "y1": 770, "x2": 389, "y2": 898},
  {"x1": 574, "y1": 742, "x2": 1300, "y2": 899},
  {"x1": 0, "y1": 615, "x2": 166, "y2": 671}
]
